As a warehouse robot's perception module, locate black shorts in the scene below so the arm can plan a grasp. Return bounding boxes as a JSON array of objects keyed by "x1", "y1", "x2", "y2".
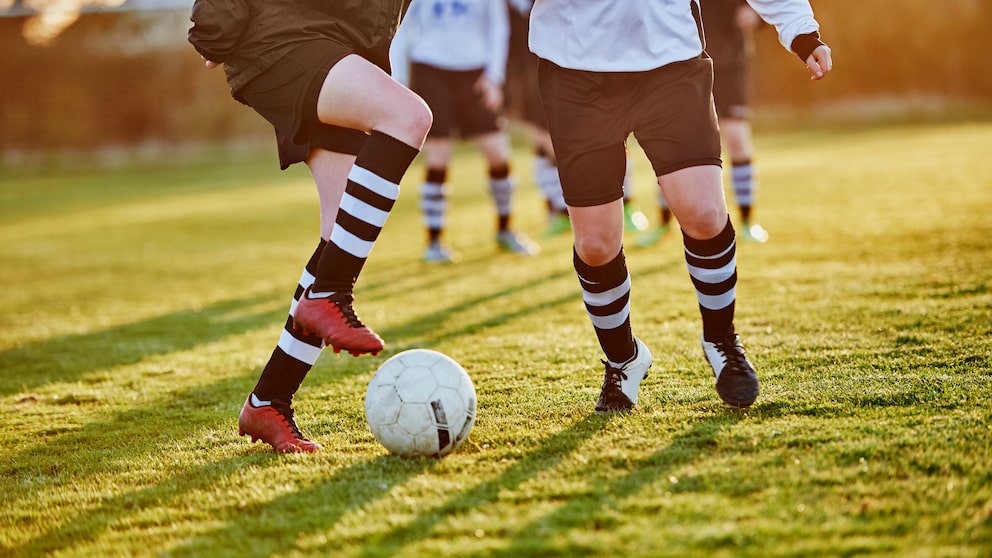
[
  {"x1": 238, "y1": 39, "x2": 368, "y2": 169},
  {"x1": 537, "y1": 56, "x2": 722, "y2": 207},
  {"x1": 712, "y1": 63, "x2": 751, "y2": 120},
  {"x1": 410, "y1": 63, "x2": 501, "y2": 139}
]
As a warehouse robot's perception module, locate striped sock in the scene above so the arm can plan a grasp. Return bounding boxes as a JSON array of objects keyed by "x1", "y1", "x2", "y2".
[
  {"x1": 731, "y1": 160, "x2": 755, "y2": 220},
  {"x1": 683, "y1": 218, "x2": 737, "y2": 341},
  {"x1": 489, "y1": 164, "x2": 514, "y2": 229},
  {"x1": 252, "y1": 239, "x2": 326, "y2": 402},
  {"x1": 420, "y1": 167, "x2": 448, "y2": 240},
  {"x1": 574, "y1": 248, "x2": 636, "y2": 365},
  {"x1": 312, "y1": 131, "x2": 420, "y2": 293}
]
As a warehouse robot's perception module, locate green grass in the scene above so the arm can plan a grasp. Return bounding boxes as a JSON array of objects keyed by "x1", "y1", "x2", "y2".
[{"x1": 1, "y1": 120, "x2": 990, "y2": 557}]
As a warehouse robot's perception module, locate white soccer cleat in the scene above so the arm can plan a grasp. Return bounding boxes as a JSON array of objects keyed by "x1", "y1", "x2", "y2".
[{"x1": 595, "y1": 336, "x2": 653, "y2": 413}]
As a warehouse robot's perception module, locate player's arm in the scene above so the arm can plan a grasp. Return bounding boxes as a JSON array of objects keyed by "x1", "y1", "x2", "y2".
[{"x1": 744, "y1": 0, "x2": 832, "y2": 80}]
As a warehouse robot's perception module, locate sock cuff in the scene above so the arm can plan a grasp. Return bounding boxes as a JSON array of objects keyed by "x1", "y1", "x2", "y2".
[
  {"x1": 306, "y1": 238, "x2": 328, "y2": 273},
  {"x1": 488, "y1": 163, "x2": 511, "y2": 179},
  {"x1": 357, "y1": 131, "x2": 421, "y2": 184},
  {"x1": 573, "y1": 247, "x2": 628, "y2": 283},
  {"x1": 426, "y1": 167, "x2": 448, "y2": 184},
  {"x1": 682, "y1": 216, "x2": 735, "y2": 257}
]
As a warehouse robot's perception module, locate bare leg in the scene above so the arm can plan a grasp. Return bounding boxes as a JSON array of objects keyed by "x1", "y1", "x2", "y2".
[
  {"x1": 568, "y1": 199, "x2": 625, "y2": 266},
  {"x1": 317, "y1": 54, "x2": 431, "y2": 148},
  {"x1": 657, "y1": 165, "x2": 728, "y2": 240},
  {"x1": 307, "y1": 148, "x2": 357, "y2": 240},
  {"x1": 474, "y1": 130, "x2": 511, "y2": 165}
]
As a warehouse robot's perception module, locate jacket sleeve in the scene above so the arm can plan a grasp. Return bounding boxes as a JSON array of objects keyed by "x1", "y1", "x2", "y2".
[
  {"x1": 188, "y1": 0, "x2": 250, "y2": 64},
  {"x1": 744, "y1": 0, "x2": 823, "y2": 61}
]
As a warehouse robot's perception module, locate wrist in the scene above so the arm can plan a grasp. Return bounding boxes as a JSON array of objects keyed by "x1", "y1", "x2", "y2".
[{"x1": 791, "y1": 31, "x2": 824, "y2": 62}]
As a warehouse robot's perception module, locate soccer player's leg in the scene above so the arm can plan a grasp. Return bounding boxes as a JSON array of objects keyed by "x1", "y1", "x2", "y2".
[
  {"x1": 239, "y1": 239, "x2": 327, "y2": 453},
  {"x1": 293, "y1": 55, "x2": 431, "y2": 355},
  {"x1": 638, "y1": 56, "x2": 757, "y2": 407},
  {"x1": 660, "y1": 165, "x2": 759, "y2": 408}
]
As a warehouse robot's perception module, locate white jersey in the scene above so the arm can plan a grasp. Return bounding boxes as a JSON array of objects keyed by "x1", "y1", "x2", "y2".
[
  {"x1": 528, "y1": 0, "x2": 820, "y2": 72},
  {"x1": 390, "y1": 0, "x2": 510, "y2": 85}
]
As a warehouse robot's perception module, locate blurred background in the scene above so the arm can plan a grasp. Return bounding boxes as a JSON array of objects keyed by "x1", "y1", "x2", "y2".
[{"x1": 1, "y1": 0, "x2": 991, "y2": 166}]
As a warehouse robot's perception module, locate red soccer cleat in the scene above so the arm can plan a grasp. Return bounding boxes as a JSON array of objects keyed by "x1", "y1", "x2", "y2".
[
  {"x1": 292, "y1": 288, "x2": 384, "y2": 356},
  {"x1": 238, "y1": 396, "x2": 322, "y2": 453}
]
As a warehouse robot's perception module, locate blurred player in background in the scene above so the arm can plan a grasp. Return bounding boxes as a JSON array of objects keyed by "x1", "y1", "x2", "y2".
[
  {"x1": 391, "y1": 0, "x2": 539, "y2": 263},
  {"x1": 505, "y1": 0, "x2": 569, "y2": 237},
  {"x1": 639, "y1": 0, "x2": 770, "y2": 246},
  {"x1": 529, "y1": 0, "x2": 832, "y2": 411},
  {"x1": 189, "y1": 0, "x2": 432, "y2": 452}
]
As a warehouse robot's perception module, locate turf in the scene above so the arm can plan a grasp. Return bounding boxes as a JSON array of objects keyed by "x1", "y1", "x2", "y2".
[{"x1": 1, "y1": 120, "x2": 989, "y2": 557}]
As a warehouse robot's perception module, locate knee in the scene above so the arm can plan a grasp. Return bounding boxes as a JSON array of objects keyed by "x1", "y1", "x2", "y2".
[
  {"x1": 375, "y1": 90, "x2": 432, "y2": 147},
  {"x1": 574, "y1": 234, "x2": 621, "y2": 267},
  {"x1": 397, "y1": 93, "x2": 433, "y2": 142},
  {"x1": 680, "y1": 203, "x2": 728, "y2": 240},
  {"x1": 407, "y1": 97, "x2": 433, "y2": 137}
]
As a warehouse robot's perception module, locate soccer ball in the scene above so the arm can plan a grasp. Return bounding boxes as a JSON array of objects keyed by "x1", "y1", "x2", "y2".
[{"x1": 364, "y1": 349, "x2": 476, "y2": 458}]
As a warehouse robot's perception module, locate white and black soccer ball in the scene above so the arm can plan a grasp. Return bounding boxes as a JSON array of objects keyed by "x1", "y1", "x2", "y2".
[{"x1": 364, "y1": 349, "x2": 476, "y2": 458}]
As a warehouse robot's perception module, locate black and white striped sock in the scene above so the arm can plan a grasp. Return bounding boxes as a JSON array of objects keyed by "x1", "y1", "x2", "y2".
[
  {"x1": 683, "y1": 217, "x2": 737, "y2": 341},
  {"x1": 252, "y1": 239, "x2": 326, "y2": 402},
  {"x1": 574, "y1": 248, "x2": 636, "y2": 365},
  {"x1": 420, "y1": 167, "x2": 448, "y2": 238},
  {"x1": 312, "y1": 131, "x2": 420, "y2": 293},
  {"x1": 732, "y1": 160, "x2": 755, "y2": 220},
  {"x1": 488, "y1": 164, "x2": 513, "y2": 230}
]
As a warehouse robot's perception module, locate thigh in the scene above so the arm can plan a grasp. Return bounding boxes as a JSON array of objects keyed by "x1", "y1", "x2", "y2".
[
  {"x1": 317, "y1": 54, "x2": 431, "y2": 145},
  {"x1": 537, "y1": 59, "x2": 629, "y2": 208},
  {"x1": 632, "y1": 57, "x2": 722, "y2": 178},
  {"x1": 410, "y1": 63, "x2": 456, "y2": 138}
]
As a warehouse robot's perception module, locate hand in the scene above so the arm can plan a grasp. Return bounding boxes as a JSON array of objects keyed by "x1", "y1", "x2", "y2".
[
  {"x1": 201, "y1": 55, "x2": 219, "y2": 69},
  {"x1": 474, "y1": 76, "x2": 503, "y2": 112},
  {"x1": 806, "y1": 44, "x2": 832, "y2": 81}
]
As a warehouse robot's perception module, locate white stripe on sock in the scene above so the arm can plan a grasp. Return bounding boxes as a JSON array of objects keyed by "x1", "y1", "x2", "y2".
[{"x1": 349, "y1": 165, "x2": 400, "y2": 201}]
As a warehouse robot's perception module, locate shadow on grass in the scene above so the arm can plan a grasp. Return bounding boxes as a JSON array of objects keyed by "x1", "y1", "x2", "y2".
[
  {"x1": 166, "y1": 412, "x2": 615, "y2": 557},
  {"x1": 328, "y1": 413, "x2": 742, "y2": 557},
  {"x1": 0, "y1": 293, "x2": 285, "y2": 397},
  {"x1": 4, "y1": 371, "x2": 429, "y2": 557},
  {"x1": 483, "y1": 415, "x2": 744, "y2": 557},
  {"x1": 2, "y1": 374, "x2": 251, "y2": 555},
  {"x1": 377, "y1": 266, "x2": 578, "y2": 349}
]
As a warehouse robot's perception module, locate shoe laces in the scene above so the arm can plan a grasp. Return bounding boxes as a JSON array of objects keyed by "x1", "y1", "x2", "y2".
[
  {"x1": 327, "y1": 292, "x2": 365, "y2": 328},
  {"x1": 600, "y1": 360, "x2": 628, "y2": 395},
  {"x1": 710, "y1": 336, "x2": 749, "y2": 375},
  {"x1": 270, "y1": 400, "x2": 305, "y2": 440}
]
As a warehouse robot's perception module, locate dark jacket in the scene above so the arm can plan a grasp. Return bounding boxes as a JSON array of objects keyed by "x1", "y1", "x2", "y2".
[{"x1": 188, "y1": 0, "x2": 412, "y2": 97}]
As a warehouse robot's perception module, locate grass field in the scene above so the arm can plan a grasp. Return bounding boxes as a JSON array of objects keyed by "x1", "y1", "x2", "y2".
[{"x1": 1, "y1": 120, "x2": 990, "y2": 557}]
